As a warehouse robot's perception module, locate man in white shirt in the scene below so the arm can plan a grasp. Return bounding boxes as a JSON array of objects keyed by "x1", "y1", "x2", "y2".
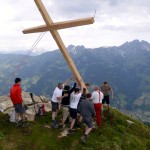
[
  {"x1": 68, "y1": 88, "x2": 82, "y2": 134},
  {"x1": 91, "y1": 86, "x2": 103, "y2": 126},
  {"x1": 51, "y1": 78, "x2": 72, "y2": 128}
]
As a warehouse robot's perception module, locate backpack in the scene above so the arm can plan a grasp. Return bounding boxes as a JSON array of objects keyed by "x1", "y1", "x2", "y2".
[{"x1": 38, "y1": 104, "x2": 45, "y2": 115}]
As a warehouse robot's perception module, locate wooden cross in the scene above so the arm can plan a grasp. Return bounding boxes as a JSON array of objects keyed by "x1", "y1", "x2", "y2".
[{"x1": 23, "y1": 0, "x2": 95, "y2": 89}]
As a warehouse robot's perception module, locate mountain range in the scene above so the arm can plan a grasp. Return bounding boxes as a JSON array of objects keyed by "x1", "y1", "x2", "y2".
[{"x1": 0, "y1": 39, "x2": 149, "y2": 123}]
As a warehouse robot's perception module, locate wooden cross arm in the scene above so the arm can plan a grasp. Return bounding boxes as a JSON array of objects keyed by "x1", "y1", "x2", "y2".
[
  {"x1": 22, "y1": 17, "x2": 94, "y2": 34},
  {"x1": 54, "y1": 17, "x2": 94, "y2": 30},
  {"x1": 22, "y1": 25, "x2": 48, "y2": 34}
]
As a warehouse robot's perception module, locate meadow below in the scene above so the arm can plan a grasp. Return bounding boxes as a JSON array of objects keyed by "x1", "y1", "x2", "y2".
[{"x1": 0, "y1": 108, "x2": 150, "y2": 150}]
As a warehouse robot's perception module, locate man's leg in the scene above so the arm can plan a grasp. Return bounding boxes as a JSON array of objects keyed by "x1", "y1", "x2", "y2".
[
  {"x1": 67, "y1": 119, "x2": 75, "y2": 134},
  {"x1": 85, "y1": 127, "x2": 92, "y2": 135},
  {"x1": 51, "y1": 110, "x2": 59, "y2": 127},
  {"x1": 61, "y1": 106, "x2": 69, "y2": 127},
  {"x1": 14, "y1": 104, "x2": 20, "y2": 126},
  {"x1": 15, "y1": 113, "x2": 20, "y2": 126},
  {"x1": 20, "y1": 113, "x2": 26, "y2": 122},
  {"x1": 51, "y1": 101, "x2": 59, "y2": 127},
  {"x1": 16, "y1": 103, "x2": 29, "y2": 127},
  {"x1": 69, "y1": 108, "x2": 76, "y2": 130},
  {"x1": 70, "y1": 119, "x2": 76, "y2": 130},
  {"x1": 81, "y1": 118, "x2": 93, "y2": 144},
  {"x1": 77, "y1": 114, "x2": 82, "y2": 126},
  {"x1": 94, "y1": 103, "x2": 102, "y2": 126},
  {"x1": 20, "y1": 113, "x2": 30, "y2": 127},
  {"x1": 15, "y1": 103, "x2": 27, "y2": 126},
  {"x1": 52, "y1": 111, "x2": 58, "y2": 121},
  {"x1": 68, "y1": 108, "x2": 77, "y2": 134}
]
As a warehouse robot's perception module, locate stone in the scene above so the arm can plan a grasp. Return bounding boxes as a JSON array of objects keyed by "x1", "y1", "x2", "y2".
[{"x1": 0, "y1": 91, "x2": 52, "y2": 121}]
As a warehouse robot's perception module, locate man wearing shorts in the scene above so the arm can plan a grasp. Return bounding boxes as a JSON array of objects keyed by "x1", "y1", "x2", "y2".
[
  {"x1": 78, "y1": 93, "x2": 95, "y2": 144},
  {"x1": 10, "y1": 78, "x2": 29, "y2": 127},
  {"x1": 51, "y1": 78, "x2": 72, "y2": 128},
  {"x1": 68, "y1": 88, "x2": 82, "y2": 134},
  {"x1": 77, "y1": 83, "x2": 91, "y2": 127},
  {"x1": 60, "y1": 83, "x2": 76, "y2": 129},
  {"x1": 101, "y1": 81, "x2": 113, "y2": 109}
]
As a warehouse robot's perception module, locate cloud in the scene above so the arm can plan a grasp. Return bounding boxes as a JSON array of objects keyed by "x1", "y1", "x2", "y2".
[
  {"x1": 49, "y1": 0, "x2": 99, "y2": 16},
  {"x1": 0, "y1": 0, "x2": 150, "y2": 52}
]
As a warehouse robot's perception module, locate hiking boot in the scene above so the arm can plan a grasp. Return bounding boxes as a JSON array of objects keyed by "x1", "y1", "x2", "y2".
[
  {"x1": 67, "y1": 129, "x2": 74, "y2": 135},
  {"x1": 80, "y1": 135, "x2": 87, "y2": 144},
  {"x1": 21, "y1": 122, "x2": 30, "y2": 128},
  {"x1": 16, "y1": 122, "x2": 21, "y2": 127},
  {"x1": 54, "y1": 120, "x2": 59, "y2": 125},
  {"x1": 53, "y1": 124, "x2": 59, "y2": 128},
  {"x1": 51, "y1": 122, "x2": 59, "y2": 129}
]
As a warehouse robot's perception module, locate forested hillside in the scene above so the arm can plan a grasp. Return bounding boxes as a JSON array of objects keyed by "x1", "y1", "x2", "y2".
[{"x1": 0, "y1": 39, "x2": 149, "y2": 122}]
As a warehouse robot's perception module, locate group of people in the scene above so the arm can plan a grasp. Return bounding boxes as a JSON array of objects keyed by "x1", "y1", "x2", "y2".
[
  {"x1": 50, "y1": 78, "x2": 113, "y2": 143},
  {"x1": 9, "y1": 77, "x2": 113, "y2": 144}
]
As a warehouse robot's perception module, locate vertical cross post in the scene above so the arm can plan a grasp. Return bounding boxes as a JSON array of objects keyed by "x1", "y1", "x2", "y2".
[{"x1": 23, "y1": 0, "x2": 95, "y2": 88}]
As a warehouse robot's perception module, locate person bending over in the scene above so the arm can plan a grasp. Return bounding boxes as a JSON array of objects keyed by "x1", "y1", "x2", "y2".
[{"x1": 78, "y1": 93, "x2": 95, "y2": 144}]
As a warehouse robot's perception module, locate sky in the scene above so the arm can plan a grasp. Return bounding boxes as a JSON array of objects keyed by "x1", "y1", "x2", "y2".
[{"x1": 0, "y1": 0, "x2": 150, "y2": 53}]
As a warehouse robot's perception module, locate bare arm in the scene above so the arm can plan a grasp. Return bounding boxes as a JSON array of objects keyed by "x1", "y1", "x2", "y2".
[
  {"x1": 69, "y1": 83, "x2": 77, "y2": 94},
  {"x1": 57, "y1": 93, "x2": 68, "y2": 100},
  {"x1": 63, "y1": 77, "x2": 73, "y2": 86},
  {"x1": 110, "y1": 87, "x2": 113, "y2": 99}
]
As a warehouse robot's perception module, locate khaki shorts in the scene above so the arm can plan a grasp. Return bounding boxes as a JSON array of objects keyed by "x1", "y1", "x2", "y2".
[{"x1": 62, "y1": 106, "x2": 69, "y2": 121}]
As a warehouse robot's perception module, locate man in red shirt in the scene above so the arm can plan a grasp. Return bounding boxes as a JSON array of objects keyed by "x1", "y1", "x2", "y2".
[{"x1": 10, "y1": 78, "x2": 28, "y2": 127}]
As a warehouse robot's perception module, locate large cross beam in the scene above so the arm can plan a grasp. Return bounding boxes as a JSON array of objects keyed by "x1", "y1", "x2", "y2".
[{"x1": 23, "y1": 0, "x2": 95, "y2": 89}]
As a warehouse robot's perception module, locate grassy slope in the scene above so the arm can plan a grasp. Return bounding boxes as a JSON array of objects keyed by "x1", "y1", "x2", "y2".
[{"x1": 0, "y1": 108, "x2": 150, "y2": 150}]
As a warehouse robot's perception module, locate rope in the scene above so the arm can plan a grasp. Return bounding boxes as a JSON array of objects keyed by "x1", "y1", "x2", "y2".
[
  {"x1": 0, "y1": 32, "x2": 46, "y2": 96},
  {"x1": 14, "y1": 32, "x2": 46, "y2": 74}
]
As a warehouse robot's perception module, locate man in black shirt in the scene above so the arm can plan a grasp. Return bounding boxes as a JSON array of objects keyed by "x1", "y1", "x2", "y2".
[{"x1": 60, "y1": 83, "x2": 76, "y2": 128}]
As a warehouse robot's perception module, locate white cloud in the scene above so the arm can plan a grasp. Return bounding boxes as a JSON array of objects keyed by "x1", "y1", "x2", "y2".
[{"x1": 0, "y1": 0, "x2": 150, "y2": 52}]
